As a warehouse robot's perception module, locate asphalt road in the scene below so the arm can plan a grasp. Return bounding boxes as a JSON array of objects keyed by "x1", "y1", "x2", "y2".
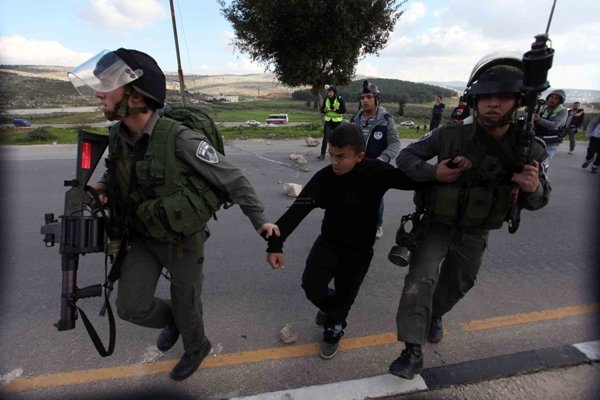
[{"x1": 0, "y1": 139, "x2": 598, "y2": 400}]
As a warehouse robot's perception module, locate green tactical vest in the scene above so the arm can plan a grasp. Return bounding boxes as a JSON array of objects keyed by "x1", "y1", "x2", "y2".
[
  {"x1": 324, "y1": 97, "x2": 343, "y2": 122},
  {"x1": 109, "y1": 118, "x2": 225, "y2": 244},
  {"x1": 416, "y1": 122, "x2": 515, "y2": 230}
]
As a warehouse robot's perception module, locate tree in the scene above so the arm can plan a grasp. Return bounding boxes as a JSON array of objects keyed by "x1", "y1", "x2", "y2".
[{"x1": 219, "y1": 0, "x2": 404, "y2": 107}]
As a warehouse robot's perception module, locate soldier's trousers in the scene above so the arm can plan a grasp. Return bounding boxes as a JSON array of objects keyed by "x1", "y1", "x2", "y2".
[
  {"x1": 116, "y1": 232, "x2": 208, "y2": 354},
  {"x1": 396, "y1": 221, "x2": 488, "y2": 345}
]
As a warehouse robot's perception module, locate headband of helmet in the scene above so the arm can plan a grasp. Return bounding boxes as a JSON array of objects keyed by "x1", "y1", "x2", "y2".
[{"x1": 465, "y1": 52, "x2": 524, "y2": 108}]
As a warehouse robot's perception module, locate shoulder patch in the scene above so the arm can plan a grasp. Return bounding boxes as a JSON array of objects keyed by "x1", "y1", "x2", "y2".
[{"x1": 196, "y1": 140, "x2": 219, "y2": 164}]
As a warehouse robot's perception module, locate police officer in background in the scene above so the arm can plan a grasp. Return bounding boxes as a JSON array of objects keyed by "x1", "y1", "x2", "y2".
[
  {"x1": 319, "y1": 85, "x2": 346, "y2": 159},
  {"x1": 534, "y1": 89, "x2": 568, "y2": 159},
  {"x1": 68, "y1": 48, "x2": 279, "y2": 381},
  {"x1": 388, "y1": 53, "x2": 551, "y2": 379},
  {"x1": 350, "y1": 81, "x2": 401, "y2": 238}
]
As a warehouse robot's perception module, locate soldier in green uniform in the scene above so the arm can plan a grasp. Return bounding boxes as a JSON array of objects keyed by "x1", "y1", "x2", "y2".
[
  {"x1": 68, "y1": 49, "x2": 279, "y2": 381},
  {"x1": 387, "y1": 52, "x2": 551, "y2": 379}
]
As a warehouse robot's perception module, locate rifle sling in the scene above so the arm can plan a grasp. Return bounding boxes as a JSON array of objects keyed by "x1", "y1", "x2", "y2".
[{"x1": 76, "y1": 292, "x2": 116, "y2": 357}]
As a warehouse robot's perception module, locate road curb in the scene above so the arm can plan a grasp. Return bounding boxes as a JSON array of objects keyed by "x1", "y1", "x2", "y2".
[{"x1": 231, "y1": 340, "x2": 600, "y2": 400}]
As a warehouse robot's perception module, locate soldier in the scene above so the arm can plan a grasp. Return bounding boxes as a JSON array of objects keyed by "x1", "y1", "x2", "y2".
[
  {"x1": 388, "y1": 52, "x2": 551, "y2": 379},
  {"x1": 67, "y1": 48, "x2": 278, "y2": 381}
]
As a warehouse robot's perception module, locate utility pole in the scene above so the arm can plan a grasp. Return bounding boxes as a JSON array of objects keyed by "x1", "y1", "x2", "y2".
[{"x1": 169, "y1": 0, "x2": 186, "y2": 106}]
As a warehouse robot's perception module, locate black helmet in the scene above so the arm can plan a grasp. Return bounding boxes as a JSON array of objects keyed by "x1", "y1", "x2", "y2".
[
  {"x1": 465, "y1": 52, "x2": 524, "y2": 107},
  {"x1": 546, "y1": 89, "x2": 566, "y2": 104},
  {"x1": 326, "y1": 84, "x2": 337, "y2": 94},
  {"x1": 68, "y1": 48, "x2": 166, "y2": 109},
  {"x1": 361, "y1": 80, "x2": 380, "y2": 97}
]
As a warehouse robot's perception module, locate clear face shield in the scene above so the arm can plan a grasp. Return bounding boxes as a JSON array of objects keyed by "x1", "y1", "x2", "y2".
[{"x1": 67, "y1": 50, "x2": 144, "y2": 102}]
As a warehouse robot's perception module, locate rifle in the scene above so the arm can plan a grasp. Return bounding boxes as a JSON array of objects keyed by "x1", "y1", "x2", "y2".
[
  {"x1": 40, "y1": 129, "x2": 118, "y2": 356},
  {"x1": 507, "y1": 0, "x2": 556, "y2": 234}
]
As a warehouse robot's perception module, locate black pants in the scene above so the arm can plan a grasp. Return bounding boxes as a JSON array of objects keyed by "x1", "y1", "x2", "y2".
[
  {"x1": 301, "y1": 235, "x2": 373, "y2": 327},
  {"x1": 321, "y1": 121, "x2": 341, "y2": 156},
  {"x1": 585, "y1": 137, "x2": 600, "y2": 167}
]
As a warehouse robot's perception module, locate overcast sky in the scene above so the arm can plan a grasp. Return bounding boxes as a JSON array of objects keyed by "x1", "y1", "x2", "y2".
[{"x1": 0, "y1": 0, "x2": 598, "y2": 90}]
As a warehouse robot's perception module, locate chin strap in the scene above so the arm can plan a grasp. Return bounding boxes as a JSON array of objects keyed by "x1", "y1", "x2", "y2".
[
  {"x1": 105, "y1": 92, "x2": 149, "y2": 121},
  {"x1": 475, "y1": 107, "x2": 518, "y2": 129}
]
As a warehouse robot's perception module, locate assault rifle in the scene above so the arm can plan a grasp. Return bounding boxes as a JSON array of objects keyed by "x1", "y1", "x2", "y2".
[
  {"x1": 40, "y1": 129, "x2": 118, "y2": 356},
  {"x1": 507, "y1": 0, "x2": 556, "y2": 234}
]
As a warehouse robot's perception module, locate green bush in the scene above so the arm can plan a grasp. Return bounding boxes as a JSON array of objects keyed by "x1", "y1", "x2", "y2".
[{"x1": 26, "y1": 127, "x2": 58, "y2": 141}]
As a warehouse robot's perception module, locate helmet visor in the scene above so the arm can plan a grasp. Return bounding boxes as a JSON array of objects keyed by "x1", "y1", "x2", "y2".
[{"x1": 67, "y1": 50, "x2": 143, "y2": 101}]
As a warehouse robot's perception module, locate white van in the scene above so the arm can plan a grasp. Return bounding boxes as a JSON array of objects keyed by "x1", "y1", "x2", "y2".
[{"x1": 266, "y1": 113, "x2": 289, "y2": 125}]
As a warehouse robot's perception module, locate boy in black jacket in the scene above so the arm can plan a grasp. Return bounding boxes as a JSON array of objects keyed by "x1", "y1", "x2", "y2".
[{"x1": 266, "y1": 123, "x2": 423, "y2": 359}]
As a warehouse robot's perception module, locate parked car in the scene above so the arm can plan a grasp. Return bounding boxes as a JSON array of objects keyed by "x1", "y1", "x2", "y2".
[
  {"x1": 12, "y1": 118, "x2": 31, "y2": 127},
  {"x1": 399, "y1": 120, "x2": 415, "y2": 127},
  {"x1": 246, "y1": 120, "x2": 261, "y2": 126}
]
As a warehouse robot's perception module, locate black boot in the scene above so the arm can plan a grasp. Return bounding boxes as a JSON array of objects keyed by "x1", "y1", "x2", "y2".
[
  {"x1": 427, "y1": 317, "x2": 443, "y2": 343},
  {"x1": 389, "y1": 343, "x2": 423, "y2": 379},
  {"x1": 170, "y1": 340, "x2": 212, "y2": 381},
  {"x1": 157, "y1": 322, "x2": 180, "y2": 352}
]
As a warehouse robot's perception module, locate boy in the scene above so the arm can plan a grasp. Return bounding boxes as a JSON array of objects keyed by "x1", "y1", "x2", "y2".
[{"x1": 266, "y1": 123, "x2": 423, "y2": 359}]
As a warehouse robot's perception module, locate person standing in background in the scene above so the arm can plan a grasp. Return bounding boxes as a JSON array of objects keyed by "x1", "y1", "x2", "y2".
[
  {"x1": 319, "y1": 85, "x2": 346, "y2": 160},
  {"x1": 350, "y1": 80, "x2": 401, "y2": 238},
  {"x1": 429, "y1": 95, "x2": 445, "y2": 129},
  {"x1": 565, "y1": 101, "x2": 585, "y2": 154}
]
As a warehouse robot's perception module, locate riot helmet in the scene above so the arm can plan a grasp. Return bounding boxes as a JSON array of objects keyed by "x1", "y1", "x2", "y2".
[
  {"x1": 546, "y1": 89, "x2": 565, "y2": 104},
  {"x1": 326, "y1": 84, "x2": 337, "y2": 94},
  {"x1": 68, "y1": 48, "x2": 166, "y2": 116},
  {"x1": 465, "y1": 52, "x2": 524, "y2": 127},
  {"x1": 360, "y1": 80, "x2": 380, "y2": 105}
]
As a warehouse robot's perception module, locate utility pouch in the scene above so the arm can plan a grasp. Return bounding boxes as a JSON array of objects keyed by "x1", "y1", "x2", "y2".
[
  {"x1": 431, "y1": 186, "x2": 460, "y2": 224},
  {"x1": 136, "y1": 188, "x2": 212, "y2": 244},
  {"x1": 462, "y1": 187, "x2": 494, "y2": 226},
  {"x1": 482, "y1": 185, "x2": 511, "y2": 229},
  {"x1": 186, "y1": 174, "x2": 223, "y2": 214}
]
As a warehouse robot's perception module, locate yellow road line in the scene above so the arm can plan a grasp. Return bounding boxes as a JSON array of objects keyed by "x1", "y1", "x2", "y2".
[
  {"x1": 0, "y1": 333, "x2": 397, "y2": 393},
  {"x1": 2, "y1": 305, "x2": 597, "y2": 394},
  {"x1": 461, "y1": 304, "x2": 600, "y2": 331}
]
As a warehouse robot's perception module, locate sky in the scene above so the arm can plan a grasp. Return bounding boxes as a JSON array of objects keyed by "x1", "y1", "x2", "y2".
[{"x1": 0, "y1": 0, "x2": 599, "y2": 91}]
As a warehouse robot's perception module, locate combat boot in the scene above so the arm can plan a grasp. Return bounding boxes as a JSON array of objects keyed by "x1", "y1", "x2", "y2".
[
  {"x1": 170, "y1": 340, "x2": 212, "y2": 381},
  {"x1": 157, "y1": 322, "x2": 180, "y2": 352},
  {"x1": 389, "y1": 343, "x2": 423, "y2": 379},
  {"x1": 427, "y1": 317, "x2": 443, "y2": 343}
]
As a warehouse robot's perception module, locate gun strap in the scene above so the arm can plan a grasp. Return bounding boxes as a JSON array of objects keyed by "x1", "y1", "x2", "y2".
[
  {"x1": 76, "y1": 292, "x2": 116, "y2": 357},
  {"x1": 107, "y1": 238, "x2": 128, "y2": 283}
]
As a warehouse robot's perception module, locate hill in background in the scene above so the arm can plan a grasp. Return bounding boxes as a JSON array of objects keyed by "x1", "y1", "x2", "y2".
[{"x1": 1, "y1": 65, "x2": 599, "y2": 110}]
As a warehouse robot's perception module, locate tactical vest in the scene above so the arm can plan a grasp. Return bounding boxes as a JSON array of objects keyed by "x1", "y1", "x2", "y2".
[
  {"x1": 415, "y1": 123, "x2": 515, "y2": 230},
  {"x1": 535, "y1": 104, "x2": 565, "y2": 145},
  {"x1": 324, "y1": 97, "x2": 343, "y2": 122},
  {"x1": 108, "y1": 118, "x2": 225, "y2": 244}
]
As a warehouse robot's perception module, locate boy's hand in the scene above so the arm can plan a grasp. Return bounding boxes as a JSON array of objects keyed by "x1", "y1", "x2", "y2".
[
  {"x1": 257, "y1": 223, "x2": 280, "y2": 239},
  {"x1": 267, "y1": 253, "x2": 285, "y2": 269}
]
